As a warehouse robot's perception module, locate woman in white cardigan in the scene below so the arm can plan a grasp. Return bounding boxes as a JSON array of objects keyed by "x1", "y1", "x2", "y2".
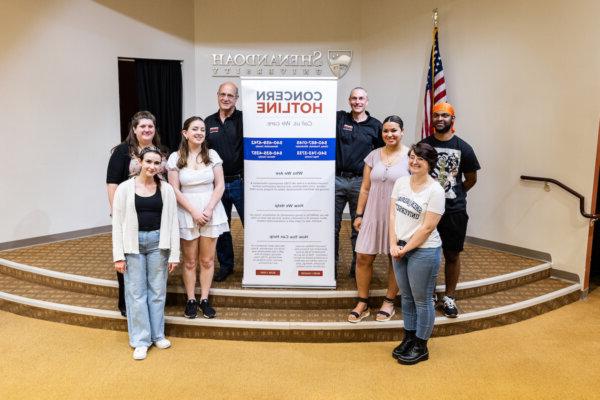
[{"x1": 112, "y1": 146, "x2": 180, "y2": 360}]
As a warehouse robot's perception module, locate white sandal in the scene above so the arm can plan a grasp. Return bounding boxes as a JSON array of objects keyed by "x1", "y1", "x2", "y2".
[{"x1": 348, "y1": 298, "x2": 370, "y2": 323}]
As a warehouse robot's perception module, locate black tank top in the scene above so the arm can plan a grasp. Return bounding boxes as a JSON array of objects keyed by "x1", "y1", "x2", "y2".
[{"x1": 135, "y1": 189, "x2": 163, "y2": 231}]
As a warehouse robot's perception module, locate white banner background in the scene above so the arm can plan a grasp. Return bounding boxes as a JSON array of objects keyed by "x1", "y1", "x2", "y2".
[{"x1": 241, "y1": 77, "x2": 337, "y2": 288}]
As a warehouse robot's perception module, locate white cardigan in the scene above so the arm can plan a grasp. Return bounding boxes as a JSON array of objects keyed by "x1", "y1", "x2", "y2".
[{"x1": 112, "y1": 178, "x2": 180, "y2": 263}]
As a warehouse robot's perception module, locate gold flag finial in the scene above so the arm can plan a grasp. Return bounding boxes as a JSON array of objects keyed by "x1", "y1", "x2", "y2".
[{"x1": 433, "y1": 8, "x2": 438, "y2": 27}]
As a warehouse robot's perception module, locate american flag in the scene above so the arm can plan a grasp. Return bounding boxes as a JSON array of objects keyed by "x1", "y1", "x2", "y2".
[{"x1": 421, "y1": 27, "x2": 447, "y2": 138}]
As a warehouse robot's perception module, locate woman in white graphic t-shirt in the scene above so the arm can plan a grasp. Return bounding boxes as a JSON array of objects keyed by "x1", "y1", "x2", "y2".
[{"x1": 389, "y1": 142, "x2": 445, "y2": 366}]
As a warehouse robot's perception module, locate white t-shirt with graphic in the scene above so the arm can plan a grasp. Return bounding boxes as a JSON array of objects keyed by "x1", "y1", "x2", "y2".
[{"x1": 391, "y1": 176, "x2": 446, "y2": 248}]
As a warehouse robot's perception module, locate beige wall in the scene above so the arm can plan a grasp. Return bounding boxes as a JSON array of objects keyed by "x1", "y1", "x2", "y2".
[
  {"x1": 193, "y1": 0, "x2": 363, "y2": 115},
  {"x1": 0, "y1": 0, "x2": 196, "y2": 243},
  {"x1": 1, "y1": 0, "x2": 598, "y2": 282},
  {"x1": 361, "y1": 0, "x2": 600, "y2": 281}
]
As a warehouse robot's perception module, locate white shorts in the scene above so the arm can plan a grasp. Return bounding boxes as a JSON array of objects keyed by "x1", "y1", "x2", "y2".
[{"x1": 179, "y1": 222, "x2": 229, "y2": 241}]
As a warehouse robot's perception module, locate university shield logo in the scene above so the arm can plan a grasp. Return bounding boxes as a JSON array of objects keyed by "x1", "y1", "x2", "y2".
[{"x1": 327, "y1": 50, "x2": 353, "y2": 79}]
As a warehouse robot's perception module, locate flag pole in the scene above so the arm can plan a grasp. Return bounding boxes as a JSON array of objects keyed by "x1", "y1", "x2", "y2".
[{"x1": 429, "y1": 9, "x2": 438, "y2": 133}]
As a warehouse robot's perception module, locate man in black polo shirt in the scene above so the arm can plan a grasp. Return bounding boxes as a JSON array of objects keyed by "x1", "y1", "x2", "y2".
[
  {"x1": 420, "y1": 102, "x2": 480, "y2": 317},
  {"x1": 335, "y1": 87, "x2": 384, "y2": 278},
  {"x1": 204, "y1": 82, "x2": 244, "y2": 282}
]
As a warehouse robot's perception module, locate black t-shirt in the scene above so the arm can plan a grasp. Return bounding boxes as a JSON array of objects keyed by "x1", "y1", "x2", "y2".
[
  {"x1": 106, "y1": 142, "x2": 132, "y2": 184},
  {"x1": 135, "y1": 189, "x2": 163, "y2": 231},
  {"x1": 420, "y1": 134, "x2": 481, "y2": 213},
  {"x1": 204, "y1": 109, "x2": 244, "y2": 177},
  {"x1": 335, "y1": 111, "x2": 384, "y2": 175}
]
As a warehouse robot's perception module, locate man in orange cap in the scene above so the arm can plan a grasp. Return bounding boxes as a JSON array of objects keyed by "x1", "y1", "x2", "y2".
[{"x1": 420, "y1": 102, "x2": 480, "y2": 318}]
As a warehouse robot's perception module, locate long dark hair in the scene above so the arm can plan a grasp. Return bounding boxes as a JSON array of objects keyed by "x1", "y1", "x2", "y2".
[
  {"x1": 176, "y1": 116, "x2": 210, "y2": 169},
  {"x1": 117, "y1": 111, "x2": 162, "y2": 158},
  {"x1": 138, "y1": 146, "x2": 163, "y2": 188}
]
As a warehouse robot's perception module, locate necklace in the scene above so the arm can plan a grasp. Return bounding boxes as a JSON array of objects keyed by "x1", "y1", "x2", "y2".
[
  {"x1": 381, "y1": 146, "x2": 403, "y2": 182},
  {"x1": 381, "y1": 147, "x2": 401, "y2": 167}
]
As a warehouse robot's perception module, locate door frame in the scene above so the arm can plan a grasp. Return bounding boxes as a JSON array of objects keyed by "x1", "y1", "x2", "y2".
[{"x1": 583, "y1": 120, "x2": 600, "y2": 291}]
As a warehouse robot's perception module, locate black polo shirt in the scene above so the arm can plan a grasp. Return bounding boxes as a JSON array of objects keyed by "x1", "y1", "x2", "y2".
[
  {"x1": 335, "y1": 111, "x2": 384, "y2": 176},
  {"x1": 204, "y1": 109, "x2": 244, "y2": 177}
]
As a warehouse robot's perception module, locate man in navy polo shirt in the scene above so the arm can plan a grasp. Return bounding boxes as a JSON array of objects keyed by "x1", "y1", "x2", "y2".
[
  {"x1": 204, "y1": 82, "x2": 244, "y2": 282},
  {"x1": 335, "y1": 87, "x2": 384, "y2": 278}
]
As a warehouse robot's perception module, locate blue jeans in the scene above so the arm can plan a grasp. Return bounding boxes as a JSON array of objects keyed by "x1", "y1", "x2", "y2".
[
  {"x1": 393, "y1": 247, "x2": 441, "y2": 340},
  {"x1": 334, "y1": 175, "x2": 362, "y2": 271},
  {"x1": 217, "y1": 177, "x2": 244, "y2": 272},
  {"x1": 124, "y1": 230, "x2": 169, "y2": 347}
]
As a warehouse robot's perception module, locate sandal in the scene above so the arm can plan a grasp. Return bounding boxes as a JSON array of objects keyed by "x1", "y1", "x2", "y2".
[
  {"x1": 376, "y1": 297, "x2": 396, "y2": 322},
  {"x1": 348, "y1": 297, "x2": 370, "y2": 323}
]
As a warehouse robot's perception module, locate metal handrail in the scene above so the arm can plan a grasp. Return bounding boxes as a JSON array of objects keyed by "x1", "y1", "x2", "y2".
[{"x1": 520, "y1": 175, "x2": 600, "y2": 220}]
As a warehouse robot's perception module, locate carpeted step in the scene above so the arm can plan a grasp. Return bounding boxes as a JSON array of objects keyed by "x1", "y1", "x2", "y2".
[
  {"x1": 0, "y1": 255, "x2": 552, "y2": 309},
  {"x1": 0, "y1": 231, "x2": 544, "y2": 287},
  {"x1": 0, "y1": 232, "x2": 551, "y2": 308},
  {"x1": 0, "y1": 272, "x2": 580, "y2": 342}
]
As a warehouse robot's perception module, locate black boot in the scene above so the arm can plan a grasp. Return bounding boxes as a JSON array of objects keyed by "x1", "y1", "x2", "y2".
[
  {"x1": 117, "y1": 271, "x2": 126, "y2": 317},
  {"x1": 398, "y1": 337, "x2": 429, "y2": 365},
  {"x1": 392, "y1": 329, "x2": 416, "y2": 359}
]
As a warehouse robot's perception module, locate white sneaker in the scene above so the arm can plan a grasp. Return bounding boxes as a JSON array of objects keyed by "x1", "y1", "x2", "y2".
[
  {"x1": 154, "y1": 338, "x2": 171, "y2": 349},
  {"x1": 133, "y1": 346, "x2": 148, "y2": 360}
]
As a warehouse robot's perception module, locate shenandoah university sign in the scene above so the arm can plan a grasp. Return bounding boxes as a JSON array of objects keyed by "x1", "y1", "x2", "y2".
[{"x1": 211, "y1": 50, "x2": 353, "y2": 79}]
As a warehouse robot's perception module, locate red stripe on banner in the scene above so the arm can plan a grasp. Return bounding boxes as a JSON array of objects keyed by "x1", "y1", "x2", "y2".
[
  {"x1": 434, "y1": 90, "x2": 447, "y2": 103},
  {"x1": 433, "y1": 77, "x2": 445, "y2": 89},
  {"x1": 434, "y1": 85, "x2": 446, "y2": 98}
]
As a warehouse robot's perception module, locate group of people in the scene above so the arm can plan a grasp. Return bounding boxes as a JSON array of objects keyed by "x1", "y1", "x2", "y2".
[
  {"x1": 107, "y1": 83, "x2": 480, "y2": 364},
  {"x1": 335, "y1": 88, "x2": 480, "y2": 365}
]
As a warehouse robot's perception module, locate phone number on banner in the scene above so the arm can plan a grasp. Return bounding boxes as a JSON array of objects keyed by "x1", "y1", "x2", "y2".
[{"x1": 244, "y1": 138, "x2": 335, "y2": 160}]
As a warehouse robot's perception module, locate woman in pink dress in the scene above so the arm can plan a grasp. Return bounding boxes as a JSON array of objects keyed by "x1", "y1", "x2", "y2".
[{"x1": 348, "y1": 115, "x2": 409, "y2": 323}]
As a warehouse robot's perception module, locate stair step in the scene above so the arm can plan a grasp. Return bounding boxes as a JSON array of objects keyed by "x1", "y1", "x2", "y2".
[
  {"x1": 0, "y1": 222, "x2": 580, "y2": 342},
  {"x1": 0, "y1": 256, "x2": 552, "y2": 308},
  {"x1": 0, "y1": 272, "x2": 580, "y2": 342},
  {"x1": 0, "y1": 232, "x2": 544, "y2": 287},
  {"x1": 0, "y1": 232, "x2": 552, "y2": 308}
]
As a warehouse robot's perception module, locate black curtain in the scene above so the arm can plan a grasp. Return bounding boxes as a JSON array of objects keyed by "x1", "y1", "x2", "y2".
[{"x1": 135, "y1": 59, "x2": 182, "y2": 153}]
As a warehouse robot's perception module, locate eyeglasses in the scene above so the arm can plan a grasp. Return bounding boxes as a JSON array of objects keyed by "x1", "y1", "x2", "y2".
[{"x1": 218, "y1": 92, "x2": 237, "y2": 99}]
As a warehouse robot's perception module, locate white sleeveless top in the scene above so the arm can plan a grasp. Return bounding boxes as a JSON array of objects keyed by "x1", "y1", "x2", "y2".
[{"x1": 166, "y1": 149, "x2": 228, "y2": 229}]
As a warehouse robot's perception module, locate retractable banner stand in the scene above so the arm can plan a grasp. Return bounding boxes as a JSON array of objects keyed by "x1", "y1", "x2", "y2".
[{"x1": 241, "y1": 77, "x2": 337, "y2": 288}]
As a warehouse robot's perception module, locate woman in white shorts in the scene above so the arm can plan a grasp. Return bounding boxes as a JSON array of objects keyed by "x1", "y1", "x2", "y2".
[{"x1": 167, "y1": 116, "x2": 229, "y2": 319}]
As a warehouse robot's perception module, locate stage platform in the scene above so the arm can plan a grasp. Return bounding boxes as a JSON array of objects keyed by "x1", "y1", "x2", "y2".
[{"x1": 0, "y1": 220, "x2": 580, "y2": 342}]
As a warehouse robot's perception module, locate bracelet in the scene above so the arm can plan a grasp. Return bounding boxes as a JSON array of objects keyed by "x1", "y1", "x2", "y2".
[{"x1": 355, "y1": 214, "x2": 363, "y2": 218}]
